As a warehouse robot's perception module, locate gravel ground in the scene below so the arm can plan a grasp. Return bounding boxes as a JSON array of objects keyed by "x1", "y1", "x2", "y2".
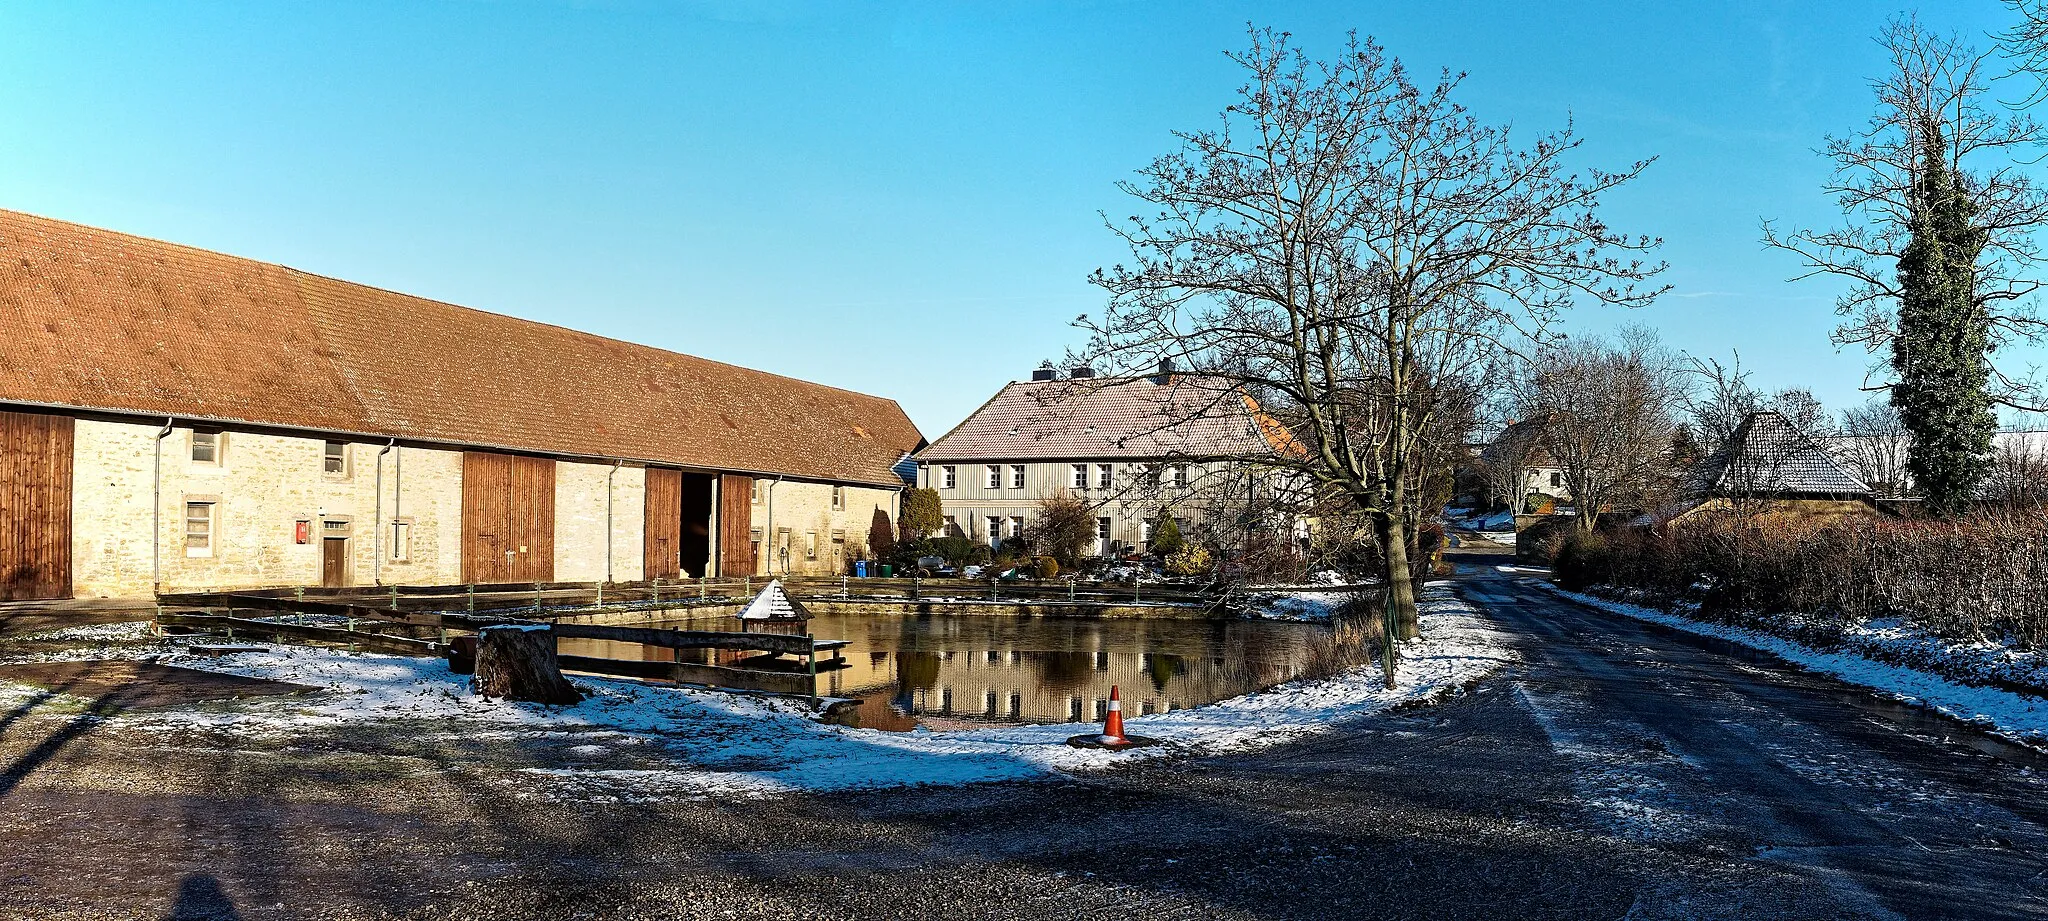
[{"x1": 5, "y1": 552, "x2": 2048, "y2": 920}]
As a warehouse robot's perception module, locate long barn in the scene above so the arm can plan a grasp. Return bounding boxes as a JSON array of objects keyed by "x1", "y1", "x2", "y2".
[{"x1": 0, "y1": 209, "x2": 923, "y2": 599}]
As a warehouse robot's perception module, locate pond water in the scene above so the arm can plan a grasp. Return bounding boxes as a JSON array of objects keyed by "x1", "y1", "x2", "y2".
[{"x1": 557, "y1": 606, "x2": 1382, "y2": 732}]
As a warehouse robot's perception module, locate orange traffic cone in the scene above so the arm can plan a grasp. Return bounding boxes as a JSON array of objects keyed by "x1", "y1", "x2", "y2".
[{"x1": 1098, "y1": 685, "x2": 1127, "y2": 744}]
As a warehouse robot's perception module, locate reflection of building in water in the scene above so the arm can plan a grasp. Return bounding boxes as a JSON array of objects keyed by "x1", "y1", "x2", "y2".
[
  {"x1": 813, "y1": 614, "x2": 1334, "y2": 726},
  {"x1": 556, "y1": 610, "x2": 1362, "y2": 731}
]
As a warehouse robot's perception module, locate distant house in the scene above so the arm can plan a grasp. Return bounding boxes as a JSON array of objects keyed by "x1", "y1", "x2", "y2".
[
  {"x1": 1661, "y1": 410, "x2": 1877, "y2": 524},
  {"x1": 913, "y1": 364, "x2": 1298, "y2": 557},
  {"x1": 1470, "y1": 416, "x2": 1569, "y2": 511}
]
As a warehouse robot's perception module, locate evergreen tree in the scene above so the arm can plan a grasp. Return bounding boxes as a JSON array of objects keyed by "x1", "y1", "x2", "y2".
[
  {"x1": 867, "y1": 508, "x2": 895, "y2": 561},
  {"x1": 1893, "y1": 120, "x2": 1995, "y2": 517},
  {"x1": 1149, "y1": 516, "x2": 1185, "y2": 557},
  {"x1": 900, "y1": 488, "x2": 943, "y2": 540}
]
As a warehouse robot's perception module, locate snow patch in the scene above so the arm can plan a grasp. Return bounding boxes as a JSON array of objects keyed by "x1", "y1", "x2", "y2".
[{"x1": 35, "y1": 587, "x2": 1513, "y2": 800}]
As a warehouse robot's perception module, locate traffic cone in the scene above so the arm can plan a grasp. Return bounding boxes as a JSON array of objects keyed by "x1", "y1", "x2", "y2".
[{"x1": 1098, "y1": 685, "x2": 1127, "y2": 744}]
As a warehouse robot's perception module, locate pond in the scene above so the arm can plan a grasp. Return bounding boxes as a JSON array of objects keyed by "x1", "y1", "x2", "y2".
[{"x1": 557, "y1": 604, "x2": 1384, "y2": 732}]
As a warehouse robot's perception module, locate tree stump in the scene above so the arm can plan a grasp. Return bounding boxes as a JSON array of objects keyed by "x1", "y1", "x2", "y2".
[{"x1": 473, "y1": 625, "x2": 581, "y2": 705}]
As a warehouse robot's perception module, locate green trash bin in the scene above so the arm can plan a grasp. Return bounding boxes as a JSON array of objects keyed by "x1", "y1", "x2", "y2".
[{"x1": 880, "y1": 564, "x2": 893, "y2": 578}]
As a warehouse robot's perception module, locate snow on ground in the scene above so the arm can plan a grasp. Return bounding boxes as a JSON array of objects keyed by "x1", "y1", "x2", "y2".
[
  {"x1": 1534, "y1": 582, "x2": 2048, "y2": 752},
  {"x1": 1252, "y1": 592, "x2": 1360, "y2": 621},
  {"x1": 0, "y1": 589, "x2": 1513, "y2": 800}
]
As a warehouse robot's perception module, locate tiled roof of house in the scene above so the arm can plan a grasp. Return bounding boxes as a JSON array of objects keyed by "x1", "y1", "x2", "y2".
[
  {"x1": 916, "y1": 374, "x2": 1287, "y2": 462},
  {"x1": 1689, "y1": 410, "x2": 1869, "y2": 497},
  {"x1": 0, "y1": 209, "x2": 923, "y2": 486}
]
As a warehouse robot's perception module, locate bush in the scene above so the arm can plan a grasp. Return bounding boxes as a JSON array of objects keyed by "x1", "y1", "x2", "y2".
[
  {"x1": 1163, "y1": 543, "x2": 1213, "y2": 577},
  {"x1": 1149, "y1": 517, "x2": 1186, "y2": 557},
  {"x1": 1026, "y1": 491, "x2": 1097, "y2": 566},
  {"x1": 1552, "y1": 529, "x2": 1613, "y2": 592},
  {"x1": 900, "y1": 488, "x2": 943, "y2": 540},
  {"x1": 1576, "y1": 511, "x2": 2048, "y2": 646},
  {"x1": 1034, "y1": 556, "x2": 1059, "y2": 579}
]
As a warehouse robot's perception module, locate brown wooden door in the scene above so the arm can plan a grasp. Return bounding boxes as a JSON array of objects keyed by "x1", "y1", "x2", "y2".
[
  {"x1": 322, "y1": 538, "x2": 348, "y2": 588},
  {"x1": 462, "y1": 452, "x2": 556, "y2": 583},
  {"x1": 717, "y1": 474, "x2": 755, "y2": 577},
  {"x1": 644, "y1": 468, "x2": 682, "y2": 580},
  {"x1": 0, "y1": 410, "x2": 73, "y2": 600}
]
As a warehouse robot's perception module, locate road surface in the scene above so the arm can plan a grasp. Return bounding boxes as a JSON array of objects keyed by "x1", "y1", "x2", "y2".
[{"x1": 5, "y1": 553, "x2": 2048, "y2": 919}]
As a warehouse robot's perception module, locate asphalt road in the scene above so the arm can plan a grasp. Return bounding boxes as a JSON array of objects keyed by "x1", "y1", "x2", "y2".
[{"x1": 7, "y1": 555, "x2": 2048, "y2": 920}]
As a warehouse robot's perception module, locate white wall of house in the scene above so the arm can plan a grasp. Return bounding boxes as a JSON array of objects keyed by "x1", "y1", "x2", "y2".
[
  {"x1": 747, "y1": 480, "x2": 898, "y2": 576},
  {"x1": 917, "y1": 459, "x2": 1245, "y2": 555}
]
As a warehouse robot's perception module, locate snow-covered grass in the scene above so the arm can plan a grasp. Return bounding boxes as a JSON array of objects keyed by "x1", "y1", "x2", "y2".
[
  {"x1": 1252, "y1": 592, "x2": 1361, "y2": 621},
  {"x1": 1535, "y1": 582, "x2": 2048, "y2": 752},
  {"x1": 0, "y1": 590, "x2": 1513, "y2": 799}
]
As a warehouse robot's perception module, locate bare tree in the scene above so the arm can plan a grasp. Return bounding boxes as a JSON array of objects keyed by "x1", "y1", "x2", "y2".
[
  {"x1": 1764, "y1": 16, "x2": 2048, "y2": 406},
  {"x1": 1080, "y1": 28, "x2": 1664, "y2": 651},
  {"x1": 1511, "y1": 328, "x2": 1686, "y2": 532},
  {"x1": 1837, "y1": 399, "x2": 1913, "y2": 497},
  {"x1": 1986, "y1": 434, "x2": 2048, "y2": 506},
  {"x1": 1682, "y1": 354, "x2": 1764, "y2": 450}
]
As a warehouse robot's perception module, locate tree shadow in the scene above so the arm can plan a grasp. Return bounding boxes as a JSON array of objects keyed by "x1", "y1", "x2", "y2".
[{"x1": 164, "y1": 873, "x2": 240, "y2": 921}]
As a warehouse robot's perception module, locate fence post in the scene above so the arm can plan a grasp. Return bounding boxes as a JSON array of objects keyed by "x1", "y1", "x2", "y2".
[
  {"x1": 391, "y1": 585, "x2": 400, "y2": 611},
  {"x1": 467, "y1": 584, "x2": 475, "y2": 614},
  {"x1": 596, "y1": 581, "x2": 604, "y2": 609},
  {"x1": 654, "y1": 578, "x2": 662, "y2": 603},
  {"x1": 534, "y1": 585, "x2": 543, "y2": 615},
  {"x1": 701, "y1": 577, "x2": 707, "y2": 600}
]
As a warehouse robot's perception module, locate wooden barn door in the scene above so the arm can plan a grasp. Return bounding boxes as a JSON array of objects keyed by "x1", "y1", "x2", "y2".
[
  {"x1": 717, "y1": 474, "x2": 755, "y2": 577},
  {"x1": 644, "y1": 467, "x2": 682, "y2": 581},
  {"x1": 0, "y1": 410, "x2": 73, "y2": 600},
  {"x1": 462, "y1": 452, "x2": 556, "y2": 583}
]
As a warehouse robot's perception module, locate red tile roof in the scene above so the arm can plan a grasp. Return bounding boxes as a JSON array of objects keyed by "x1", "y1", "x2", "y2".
[
  {"x1": 917, "y1": 374, "x2": 1286, "y2": 461},
  {"x1": 0, "y1": 209, "x2": 923, "y2": 486}
]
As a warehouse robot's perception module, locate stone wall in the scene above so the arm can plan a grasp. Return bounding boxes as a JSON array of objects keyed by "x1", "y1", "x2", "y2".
[
  {"x1": 71, "y1": 421, "x2": 465, "y2": 596},
  {"x1": 748, "y1": 481, "x2": 898, "y2": 576},
  {"x1": 553, "y1": 462, "x2": 646, "y2": 583}
]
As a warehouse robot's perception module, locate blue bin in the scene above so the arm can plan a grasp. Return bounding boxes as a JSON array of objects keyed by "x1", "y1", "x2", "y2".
[{"x1": 855, "y1": 560, "x2": 868, "y2": 578}]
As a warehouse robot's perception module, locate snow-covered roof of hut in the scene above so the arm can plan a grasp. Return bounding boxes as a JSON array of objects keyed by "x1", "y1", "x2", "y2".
[
  {"x1": 1687, "y1": 410, "x2": 1870, "y2": 497},
  {"x1": 737, "y1": 579, "x2": 811, "y2": 621}
]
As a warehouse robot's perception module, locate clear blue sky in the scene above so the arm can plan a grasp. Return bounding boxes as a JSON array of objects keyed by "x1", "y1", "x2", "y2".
[{"x1": 0, "y1": 1, "x2": 2030, "y2": 437}]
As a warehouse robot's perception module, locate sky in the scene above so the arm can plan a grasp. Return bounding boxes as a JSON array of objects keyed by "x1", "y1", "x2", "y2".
[{"x1": 0, "y1": 1, "x2": 2034, "y2": 438}]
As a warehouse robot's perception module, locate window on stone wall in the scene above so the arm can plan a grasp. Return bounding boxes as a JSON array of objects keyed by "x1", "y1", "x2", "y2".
[
  {"x1": 831, "y1": 486, "x2": 845, "y2": 510},
  {"x1": 323, "y1": 441, "x2": 349, "y2": 477},
  {"x1": 805, "y1": 531, "x2": 817, "y2": 561},
  {"x1": 390, "y1": 520, "x2": 413, "y2": 562},
  {"x1": 1010, "y1": 465, "x2": 1024, "y2": 489},
  {"x1": 184, "y1": 501, "x2": 214, "y2": 556},
  {"x1": 752, "y1": 480, "x2": 762, "y2": 504},
  {"x1": 191, "y1": 431, "x2": 222, "y2": 466}
]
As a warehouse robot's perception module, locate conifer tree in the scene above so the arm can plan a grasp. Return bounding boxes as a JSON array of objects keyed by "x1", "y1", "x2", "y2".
[{"x1": 1894, "y1": 121, "x2": 1996, "y2": 516}]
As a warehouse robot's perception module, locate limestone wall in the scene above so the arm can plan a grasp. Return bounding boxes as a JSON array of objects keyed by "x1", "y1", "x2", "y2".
[
  {"x1": 553, "y1": 462, "x2": 646, "y2": 583},
  {"x1": 748, "y1": 481, "x2": 899, "y2": 576},
  {"x1": 71, "y1": 421, "x2": 463, "y2": 596}
]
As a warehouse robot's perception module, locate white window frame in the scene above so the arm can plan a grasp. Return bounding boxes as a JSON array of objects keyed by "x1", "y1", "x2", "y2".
[
  {"x1": 184, "y1": 500, "x2": 216, "y2": 557},
  {"x1": 986, "y1": 464, "x2": 1002, "y2": 489},
  {"x1": 1010, "y1": 464, "x2": 1025, "y2": 489},
  {"x1": 1011, "y1": 515, "x2": 1024, "y2": 538},
  {"x1": 1172, "y1": 465, "x2": 1188, "y2": 488},
  {"x1": 1096, "y1": 516, "x2": 1111, "y2": 555},
  {"x1": 831, "y1": 485, "x2": 845, "y2": 510},
  {"x1": 1096, "y1": 463, "x2": 1113, "y2": 489},
  {"x1": 941, "y1": 465, "x2": 957, "y2": 489},
  {"x1": 1071, "y1": 463, "x2": 1088, "y2": 489}
]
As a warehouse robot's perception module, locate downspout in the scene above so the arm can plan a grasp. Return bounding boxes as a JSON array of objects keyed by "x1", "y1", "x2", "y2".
[
  {"x1": 605, "y1": 460, "x2": 622, "y2": 583},
  {"x1": 765, "y1": 477, "x2": 783, "y2": 574},
  {"x1": 373, "y1": 440, "x2": 394, "y2": 585},
  {"x1": 151, "y1": 417, "x2": 174, "y2": 595}
]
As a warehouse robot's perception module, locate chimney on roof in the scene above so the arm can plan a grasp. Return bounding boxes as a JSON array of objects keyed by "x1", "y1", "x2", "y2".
[
  {"x1": 1153, "y1": 357, "x2": 1176, "y2": 384},
  {"x1": 1031, "y1": 362, "x2": 1059, "y2": 382},
  {"x1": 1068, "y1": 365, "x2": 1095, "y2": 379}
]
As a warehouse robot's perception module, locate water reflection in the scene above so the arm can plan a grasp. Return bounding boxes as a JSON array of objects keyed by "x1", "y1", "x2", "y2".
[{"x1": 558, "y1": 603, "x2": 1383, "y2": 732}]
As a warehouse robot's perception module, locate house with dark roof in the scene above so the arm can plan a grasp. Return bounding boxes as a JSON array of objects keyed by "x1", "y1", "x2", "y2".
[
  {"x1": 1659, "y1": 410, "x2": 1878, "y2": 523},
  {"x1": 0, "y1": 209, "x2": 922, "y2": 598},
  {"x1": 914, "y1": 364, "x2": 1297, "y2": 557}
]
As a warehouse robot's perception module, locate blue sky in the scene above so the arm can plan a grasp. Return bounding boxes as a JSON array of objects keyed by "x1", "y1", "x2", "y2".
[{"x1": 0, "y1": 1, "x2": 2031, "y2": 437}]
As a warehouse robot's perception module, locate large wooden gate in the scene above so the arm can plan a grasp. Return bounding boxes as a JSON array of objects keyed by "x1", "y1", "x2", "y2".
[
  {"x1": 717, "y1": 473, "x2": 755, "y2": 577},
  {"x1": 462, "y1": 451, "x2": 556, "y2": 583},
  {"x1": 0, "y1": 410, "x2": 73, "y2": 600},
  {"x1": 644, "y1": 467, "x2": 682, "y2": 581}
]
